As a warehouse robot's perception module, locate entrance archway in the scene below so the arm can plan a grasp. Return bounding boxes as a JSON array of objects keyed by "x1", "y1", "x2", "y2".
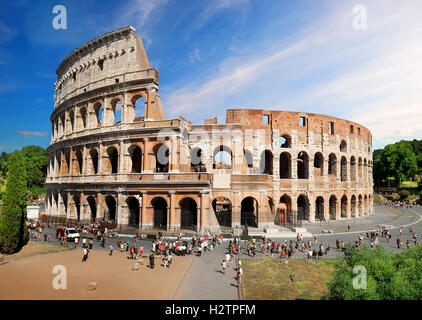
[
  {"x1": 276, "y1": 195, "x2": 291, "y2": 225},
  {"x1": 315, "y1": 196, "x2": 324, "y2": 221},
  {"x1": 241, "y1": 197, "x2": 258, "y2": 228},
  {"x1": 87, "y1": 196, "x2": 96, "y2": 222},
  {"x1": 297, "y1": 195, "x2": 308, "y2": 220},
  {"x1": 152, "y1": 197, "x2": 167, "y2": 229},
  {"x1": 212, "y1": 197, "x2": 232, "y2": 228},
  {"x1": 180, "y1": 198, "x2": 198, "y2": 229},
  {"x1": 105, "y1": 195, "x2": 116, "y2": 221},
  {"x1": 127, "y1": 197, "x2": 140, "y2": 226}
]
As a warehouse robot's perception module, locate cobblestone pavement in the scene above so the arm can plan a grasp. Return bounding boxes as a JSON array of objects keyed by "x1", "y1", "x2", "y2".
[{"x1": 34, "y1": 205, "x2": 422, "y2": 299}]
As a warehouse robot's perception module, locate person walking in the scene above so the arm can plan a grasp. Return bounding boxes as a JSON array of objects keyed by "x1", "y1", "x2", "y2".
[
  {"x1": 82, "y1": 248, "x2": 89, "y2": 262},
  {"x1": 221, "y1": 260, "x2": 227, "y2": 274},
  {"x1": 168, "y1": 253, "x2": 172, "y2": 268},
  {"x1": 149, "y1": 253, "x2": 155, "y2": 269},
  {"x1": 109, "y1": 244, "x2": 114, "y2": 256},
  {"x1": 74, "y1": 237, "x2": 79, "y2": 248},
  {"x1": 82, "y1": 238, "x2": 87, "y2": 248},
  {"x1": 89, "y1": 239, "x2": 93, "y2": 250}
]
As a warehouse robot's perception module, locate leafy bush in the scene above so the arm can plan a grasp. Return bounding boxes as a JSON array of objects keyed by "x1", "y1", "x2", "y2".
[{"x1": 399, "y1": 190, "x2": 410, "y2": 200}]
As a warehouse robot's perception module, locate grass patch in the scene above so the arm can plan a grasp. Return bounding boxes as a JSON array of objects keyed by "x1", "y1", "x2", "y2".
[
  {"x1": 242, "y1": 257, "x2": 338, "y2": 300},
  {"x1": 1, "y1": 241, "x2": 74, "y2": 262}
]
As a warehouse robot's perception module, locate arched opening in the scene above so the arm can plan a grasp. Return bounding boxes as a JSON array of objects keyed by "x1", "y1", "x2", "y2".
[
  {"x1": 89, "y1": 149, "x2": 99, "y2": 174},
  {"x1": 94, "y1": 102, "x2": 103, "y2": 126},
  {"x1": 340, "y1": 140, "x2": 347, "y2": 152},
  {"x1": 313, "y1": 152, "x2": 324, "y2": 176},
  {"x1": 212, "y1": 197, "x2": 232, "y2": 228},
  {"x1": 127, "y1": 197, "x2": 140, "y2": 226},
  {"x1": 358, "y1": 195, "x2": 363, "y2": 216},
  {"x1": 279, "y1": 152, "x2": 292, "y2": 178},
  {"x1": 341, "y1": 156, "x2": 347, "y2": 181},
  {"x1": 297, "y1": 195, "x2": 308, "y2": 220},
  {"x1": 241, "y1": 197, "x2": 258, "y2": 228},
  {"x1": 351, "y1": 195, "x2": 357, "y2": 218},
  {"x1": 244, "y1": 149, "x2": 254, "y2": 169},
  {"x1": 80, "y1": 107, "x2": 87, "y2": 129},
  {"x1": 190, "y1": 147, "x2": 205, "y2": 172},
  {"x1": 328, "y1": 153, "x2": 337, "y2": 175},
  {"x1": 63, "y1": 149, "x2": 70, "y2": 176},
  {"x1": 106, "y1": 146, "x2": 119, "y2": 174},
  {"x1": 279, "y1": 135, "x2": 291, "y2": 148},
  {"x1": 180, "y1": 198, "x2": 198, "y2": 229},
  {"x1": 364, "y1": 195, "x2": 368, "y2": 215},
  {"x1": 276, "y1": 195, "x2": 291, "y2": 225},
  {"x1": 56, "y1": 153, "x2": 61, "y2": 176},
  {"x1": 213, "y1": 145, "x2": 232, "y2": 169},
  {"x1": 315, "y1": 196, "x2": 324, "y2": 221},
  {"x1": 297, "y1": 152, "x2": 309, "y2": 179},
  {"x1": 364, "y1": 159, "x2": 368, "y2": 182},
  {"x1": 128, "y1": 145, "x2": 142, "y2": 173},
  {"x1": 329, "y1": 195, "x2": 337, "y2": 220},
  {"x1": 69, "y1": 111, "x2": 75, "y2": 133},
  {"x1": 350, "y1": 156, "x2": 356, "y2": 181},
  {"x1": 259, "y1": 150, "x2": 273, "y2": 175},
  {"x1": 132, "y1": 95, "x2": 145, "y2": 121},
  {"x1": 105, "y1": 195, "x2": 116, "y2": 221},
  {"x1": 75, "y1": 149, "x2": 83, "y2": 175},
  {"x1": 112, "y1": 100, "x2": 123, "y2": 124},
  {"x1": 73, "y1": 195, "x2": 80, "y2": 222},
  {"x1": 358, "y1": 158, "x2": 363, "y2": 181},
  {"x1": 154, "y1": 143, "x2": 169, "y2": 172},
  {"x1": 152, "y1": 197, "x2": 167, "y2": 229},
  {"x1": 341, "y1": 195, "x2": 348, "y2": 218},
  {"x1": 87, "y1": 196, "x2": 97, "y2": 222}
]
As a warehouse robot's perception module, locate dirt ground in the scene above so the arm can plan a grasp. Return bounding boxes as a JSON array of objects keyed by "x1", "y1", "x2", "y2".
[{"x1": 0, "y1": 248, "x2": 193, "y2": 300}]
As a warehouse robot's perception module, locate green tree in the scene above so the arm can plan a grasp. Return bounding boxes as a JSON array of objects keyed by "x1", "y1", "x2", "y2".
[
  {"x1": 400, "y1": 190, "x2": 410, "y2": 200},
  {"x1": 0, "y1": 151, "x2": 29, "y2": 254},
  {"x1": 380, "y1": 141, "x2": 417, "y2": 184},
  {"x1": 20, "y1": 145, "x2": 48, "y2": 188}
]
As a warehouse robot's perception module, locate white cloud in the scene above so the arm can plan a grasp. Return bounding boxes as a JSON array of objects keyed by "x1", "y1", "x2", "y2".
[
  {"x1": 0, "y1": 22, "x2": 18, "y2": 44},
  {"x1": 18, "y1": 131, "x2": 49, "y2": 137},
  {"x1": 163, "y1": 0, "x2": 422, "y2": 148}
]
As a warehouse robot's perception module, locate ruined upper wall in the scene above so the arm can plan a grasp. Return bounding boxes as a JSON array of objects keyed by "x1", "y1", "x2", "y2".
[{"x1": 54, "y1": 26, "x2": 157, "y2": 108}]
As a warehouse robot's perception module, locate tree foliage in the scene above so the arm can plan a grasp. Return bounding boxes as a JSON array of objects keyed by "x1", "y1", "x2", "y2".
[
  {"x1": 20, "y1": 145, "x2": 48, "y2": 188},
  {"x1": 324, "y1": 244, "x2": 422, "y2": 300},
  {"x1": 0, "y1": 151, "x2": 29, "y2": 254}
]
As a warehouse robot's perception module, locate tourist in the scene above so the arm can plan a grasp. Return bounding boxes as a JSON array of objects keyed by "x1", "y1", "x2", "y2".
[
  {"x1": 236, "y1": 267, "x2": 243, "y2": 285},
  {"x1": 221, "y1": 260, "x2": 227, "y2": 274},
  {"x1": 82, "y1": 237, "x2": 87, "y2": 248},
  {"x1": 149, "y1": 253, "x2": 155, "y2": 269},
  {"x1": 308, "y1": 248, "x2": 313, "y2": 259},
  {"x1": 139, "y1": 245, "x2": 144, "y2": 257},
  {"x1": 82, "y1": 248, "x2": 89, "y2": 262},
  {"x1": 406, "y1": 240, "x2": 410, "y2": 250},
  {"x1": 48, "y1": 234, "x2": 52, "y2": 243},
  {"x1": 109, "y1": 244, "x2": 114, "y2": 256},
  {"x1": 163, "y1": 256, "x2": 168, "y2": 268},
  {"x1": 168, "y1": 253, "x2": 172, "y2": 268},
  {"x1": 396, "y1": 238, "x2": 401, "y2": 249},
  {"x1": 89, "y1": 239, "x2": 93, "y2": 249},
  {"x1": 74, "y1": 237, "x2": 79, "y2": 248}
]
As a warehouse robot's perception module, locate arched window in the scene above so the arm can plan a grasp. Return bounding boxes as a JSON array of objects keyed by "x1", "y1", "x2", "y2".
[
  {"x1": 93, "y1": 102, "x2": 103, "y2": 126},
  {"x1": 259, "y1": 150, "x2": 273, "y2": 175},
  {"x1": 87, "y1": 196, "x2": 97, "y2": 222},
  {"x1": 297, "y1": 152, "x2": 309, "y2": 179},
  {"x1": 105, "y1": 195, "x2": 116, "y2": 221},
  {"x1": 313, "y1": 152, "x2": 324, "y2": 176},
  {"x1": 341, "y1": 195, "x2": 347, "y2": 218},
  {"x1": 132, "y1": 95, "x2": 145, "y2": 121},
  {"x1": 213, "y1": 145, "x2": 232, "y2": 169},
  {"x1": 315, "y1": 196, "x2": 324, "y2": 221},
  {"x1": 241, "y1": 197, "x2": 258, "y2": 227},
  {"x1": 329, "y1": 195, "x2": 337, "y2": 220},
  {"x1": 351, "y1": 195, "x2": 357, "y2": 218},
  {"x1": 350, "y1": 156, "x2": 356, "y2": 181},
  {"x1": 89, "y1": 149, "x2": 99, "y2": 174},
  {"x1": 212, "y1": 197, "x2": 232, "y2": 228},
  {"x1": 244, "y1": 149, "x2": 253, "y2": 169},
  {"x1": 75, "y1": 149, "x2": 83, "y2": 175},
  {"x1": 112, "y1": 99, "x2": 123, "y2": 124},
  {"x1": 106, "y1": 146, "x2": 119, "y2": 174},
  {"x1": 279, "y1": 135, "x2": 291, "y2": 148},
  {"x1": 341, "y1": 156, "x2": 347, "y2": 181},
  {"x1": 328, "y1": 153, "x2": 337, "y2": 175},
  {"x1": 297, "y1": 195, "x2": 309, "y2": 220},
  {"x1": 180, "y1": 198, "x2": 198, "y2": 229},
  {"x1": 279, "y1": 152, "x2": 291, "y2": 179},
  {"x1": 190, "y1": 147, "x2": 204, "y2": 172},
  {"x1": 80, "y1": 107, "x2": 87, "y2": 129},
  {"x1": 127, "y1": 197, "x2": 140, "y2": 226},
  {"x1": 340, "y1": 140, "x2": 347, "y2": 152},
  {"x1": 154, "y1": 143, "x2": 169, "y2": 172},
  {"x1": 128, "y1": 145, "x2": 142, "y2": 173}
]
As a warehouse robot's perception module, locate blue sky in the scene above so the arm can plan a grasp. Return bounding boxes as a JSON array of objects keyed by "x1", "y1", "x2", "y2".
[{"x1": 1, "y1": 0, "x2": 422, "y2": 153}]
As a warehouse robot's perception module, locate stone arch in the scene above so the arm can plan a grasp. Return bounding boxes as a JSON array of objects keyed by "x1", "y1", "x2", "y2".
[
  {"x1": 105, "y1": 195, "x2": 117, "y2": 221},
  {"x1": 241, "y1": 197, "x2": 258, "y2": 228},
  {"x1": 297, "y1": 151, "x2": 309, "y2": 179},
  {"x1": 87, "y1": 196, "x2": 97, "y2": 222},
  {"x1": 151, "y1": 196, "x2": 168, "y2": 229},
  {"x1": 350, "y1": 156, "x2": 356, "y2": 181},
  {"x1": 89, "y1": 148, "x2": 99, "y2": 174},
  {"x1": 364, "y1": 158, "x2": 368, "y2": 182},
  {"x1": 351, "y1": 195, "x2": 357, "y2": 218},
  {"x1": 213, "y1": 145, "x2": 232, "y2": 169},
  {"x1": 279, "y1": 152, "x2": 292, "y2": 179},
  {"x1": 358, "y1": 157, "x2": 363, "y2": 181},
  {"x1": 358, "y1": 194, "x2": 363, "y2": 216},
  {"x1": 190, "y1": 147, "x2": 204, "y2": 172},
  {"x1": 279, "y1": 134, "x2": 291, "y2": 148},
  {"x1": 131, "y1": 94, "x2": 146, "y2": 121},
  {"x1": 297, "y1": 194, "x2": 309, "y2": 220},
  {"x1": 276, "y1": 194, "x2": 291, "y2": 224},
  {"x1": 69, "y1": 110, "x2": 75, "y2": 133},
  {"x1": 328, "y1": 153, "x2": 337, "y2": 175},
  {"x1": 329, "y1": 195, "x2": 337, "y2": 220},
  {"x1": 313, "y1": 152, "x2": 324, "y2": 176},
  {"x1": 180, "y1": 197, "x2": 198, "y2": 229},
  {"x1": 340, "y1": 140, "x2": 347, "y2": 152},
  {"x1": 315, "y1": 196, "x2": 324, "y2": 221},
  {"x1": 244, "y1": 148, "x2": 253, "y2": 169},
  {"x1": 93, "y1": 102, "x2": 103, "y2": 126},
  {"x1": 341, "y1": 195, "x2": 348, "y2": 218},
  {"x1": 341, "y1": 156, "x2": 347, "y2": 181},
  {"x1": 126, "y1": 196, "x2": 140, "y2": 226},
  {"x1": 106, "y1": 146, "x2": 119, "y2": 174},
  {"x1": 128, "y1": 145, "x2": 142, "y2": 173},
  {"x1": 212, "y1": 197, "x2": 232, "y2": 228},
  {"x1": 63, "y1": 149, "x2": 70, "y2": 176},
  {"x1": 259, "y1": 150, "x2": 273, "y2": 175},
  {"x1": 73, "y1": 194, "x2": 81, "y2": 222},
  {"x1": 153, "y1": 143, "x2": 169, "y2": 172},
  {"x1": 364, "y1": 194, "x2": 368, "y2": 215},
  {"x1": 74, "y1": 149, "x2": 83, "y2": 175},
  {"x1": 111, "y1": 98, "x2": 123, "y2": 124},
  {"x1": 80, "y1": 106, "x2": 88, "y2": 129}
]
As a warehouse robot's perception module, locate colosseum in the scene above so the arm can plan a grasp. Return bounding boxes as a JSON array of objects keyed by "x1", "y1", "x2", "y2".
[{"x1": 46, "y1": 26, "x2": 374, "y2": 235}]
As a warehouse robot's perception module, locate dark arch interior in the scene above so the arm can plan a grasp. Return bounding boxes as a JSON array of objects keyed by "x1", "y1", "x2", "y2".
[
  {"x1": 297, "y1": 195, "x2": 307, "y2": 220},
  {"x1": 107, "y1": 147, "x2": 119, "y2": 174},
  {"x1": 130, "y1": 146, "x2": 142, "y2": 173},
  {"x1": 316, "y1": 196, "x2": 324, "y2": 221},
  {"x1": 297, "y1": 152, "x2": 309, "y2": 179},
  {"x1": 90, "y1": 149, "x2": 98, "y2": 174},
  {"x1": 241, "y1": 197, "x2": 258, "y2": 228},
  {"x1": 87, "y1": 196, "x2": 96, "y2": 222},
  {"x1": 212, "y1": 197, "x2": 232, "y2": 228},
  {"x1": 180, "y1": 198, "x2": 198, "y2": 229},
  {"x1": 154, "y1": 144, "x2": 169, "y2": 172},
  {"x1": 152, "y1": 197, "x2": 167, "y2": 229},
  {"x1": 279, "y1": 152, "x2": 291, "y2": 178},
  {"x1": 341, "y1": 196, "x2": 347, "y2": 218},
  {"x1": 105, "y1": 196, "x2": 116, "y2": 221},
  {"x1": 329, "y1": 196, "x2": 337, "y2": 219},
  {"x1": 259, "y1": 150, "x2": 273, "y2": 175},
  {"x1": 127, "y1": 197, "x2": 139, "y2": 226}
]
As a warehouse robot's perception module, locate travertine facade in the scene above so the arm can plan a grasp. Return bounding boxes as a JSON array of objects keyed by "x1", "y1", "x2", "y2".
[{"x1": 46, "y1": 26, "x2": 373, "y2": 234}]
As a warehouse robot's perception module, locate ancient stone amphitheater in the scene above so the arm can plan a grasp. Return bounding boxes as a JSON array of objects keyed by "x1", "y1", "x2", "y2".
[{"x1": 46, "y1": 26, "x2": 373, "y2": 234}]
